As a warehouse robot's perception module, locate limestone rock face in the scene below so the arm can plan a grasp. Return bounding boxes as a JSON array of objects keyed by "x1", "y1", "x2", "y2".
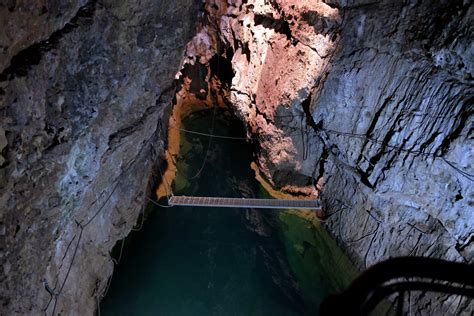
[
  {"x1": 183, "y1": 0, "x2": 340, "y2": 189},
  {"x1": 310, "y1": 0, "x2": 473, "y2": 267},
  {"x1": 309, "y1": 1, "x2": 473, "y2": 313},
  {"x1": 0, "y1": 1, "x2": 197, "y2": 314},
  {"x1": 1, "y1": 0, "x2": 472, "y2": 314},
  {"x1": 0, "y1": 0, "x2": 87, "y2": 72},
  {"x1": 189, "y1": 0, "x2": 473, "y2": 313}
]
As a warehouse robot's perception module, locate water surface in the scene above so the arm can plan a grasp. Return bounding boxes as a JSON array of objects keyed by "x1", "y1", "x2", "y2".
[{"x1": 101, "y1": 109, "x2": 356, "y2": 315}]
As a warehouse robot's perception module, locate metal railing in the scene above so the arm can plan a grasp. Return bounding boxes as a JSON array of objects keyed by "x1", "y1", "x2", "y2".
[{"x1": 320, "y1": 257, "x2": 474, "y2": 315}]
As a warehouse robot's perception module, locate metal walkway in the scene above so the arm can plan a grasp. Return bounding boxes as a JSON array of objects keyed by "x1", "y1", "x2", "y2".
[{"x1": 168, "y1": 196, "x2": 321, "y2": 210}]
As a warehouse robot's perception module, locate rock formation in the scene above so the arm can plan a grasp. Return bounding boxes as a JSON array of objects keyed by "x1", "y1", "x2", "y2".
[
  {"x1": 1, "y1": 0, "x2": 472, "y2": 314},
  {"x1": 0, "y1": 1, "x2": 197, "y2": 314},
  {"x1": 178, "y1": 0, "x2": 473, "y2": 313}
]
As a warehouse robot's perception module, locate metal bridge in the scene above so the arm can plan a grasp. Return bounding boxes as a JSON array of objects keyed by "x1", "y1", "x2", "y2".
[{"x1": 168, "y1": 196, "x2": 321, "y2": 210}]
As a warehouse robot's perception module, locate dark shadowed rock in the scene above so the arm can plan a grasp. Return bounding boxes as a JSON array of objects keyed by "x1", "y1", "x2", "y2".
[{"x1": 0, "y1": 1, "x2": 197, "y2": 314}]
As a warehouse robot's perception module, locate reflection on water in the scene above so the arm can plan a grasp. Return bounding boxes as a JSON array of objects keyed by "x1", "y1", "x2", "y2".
[{"x1": 101, "y1": 109, "x2": 356, "y2": 315}]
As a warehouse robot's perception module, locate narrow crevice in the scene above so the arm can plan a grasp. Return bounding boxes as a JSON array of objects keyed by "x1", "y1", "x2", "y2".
[
  {"x1": 418, "y1": 131, "x2": 441, "y2": 154},
  {"x1": 241, "y1": 42, "x2": 251, "y2": 62},
  {"x1": 210, "y1": 53, "x2": 235, "y2": 88},
  {"x1": 366, "y1": 95, "x2": 393, "y2": 138},
  {"x1": 230, "y1": 88, "x2": 251, "y2": 99},
  {"x1": 0, "y1": 0, "x2": 97, "y2": 81},
  {"x1": 436, "y1": 100, "x2": 472, "y2": 157},
  {"x1": 373, "y1": 151, "x2": 397, "y2": 187},
  {"x1": 254, "y1": 14, "x2": 292, "y2": 41},
  {"x1": 315, "y1": 147, "x2": 329, "y2": 186},
  {"x1": 301, "y1": 92, "x2": 319, "y2": 132},
  {"x1": 355, "y1": 167, "x2": 375, "y2": 189},
  {"x1": 365, "y1": 119, "x2": 399, "y2": 176},
  {"x1": 355, "y1": 96, "x2": 393, "y2": 166}
]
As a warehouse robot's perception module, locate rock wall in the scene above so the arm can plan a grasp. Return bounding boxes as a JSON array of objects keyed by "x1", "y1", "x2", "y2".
[
  {"x1": 188, "y1": 0, "x2": 473, "y2": 313},
  {"x1": 310, "y1": 1, "x2": 473, "y2": 313},
  {"x1": 310, "y1": 0, "x2": 473, "y2": 279},
  {"x1": 1, "y1": 0, "x2": 472, "y2": 314},
  {"x1": 0, "y1": 0, "x2": 197, "y2": 314}
]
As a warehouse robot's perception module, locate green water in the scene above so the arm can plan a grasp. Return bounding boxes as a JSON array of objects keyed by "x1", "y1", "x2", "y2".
[{"x1": 101, "y1": 109, "x2": 357, "y2": 315}]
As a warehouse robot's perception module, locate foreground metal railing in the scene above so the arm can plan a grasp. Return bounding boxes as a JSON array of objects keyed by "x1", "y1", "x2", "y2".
[{"x1": 320, "y1": 257, "x2": 474, "y2": 315}]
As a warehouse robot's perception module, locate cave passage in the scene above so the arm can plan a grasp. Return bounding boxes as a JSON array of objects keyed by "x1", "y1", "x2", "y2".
[{"x1": 100, "y1": 108, "x2": 357, "y2": 315}]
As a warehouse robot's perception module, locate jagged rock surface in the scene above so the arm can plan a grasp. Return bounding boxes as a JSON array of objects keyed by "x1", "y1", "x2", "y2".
[
  {"x1": 1, "y1": 0, "x2": 472, "y2": 314},
  {"x1": 188, "y1": 0, "x2": 473, "y2": 313},
  {"x1": 310, "y1": 1, "x2": 473, "y2": 313},
  {"x1": 0, "y1": 1, "x2": 197, "y2": 314},
  {"x1": 0, "y1": 0, "x2": 88, "y2": 72}
]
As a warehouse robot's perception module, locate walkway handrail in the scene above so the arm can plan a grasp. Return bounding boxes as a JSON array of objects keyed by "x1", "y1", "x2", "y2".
[{"x1": 320, "y1": 257, "x2": 474, "y2": 315}]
